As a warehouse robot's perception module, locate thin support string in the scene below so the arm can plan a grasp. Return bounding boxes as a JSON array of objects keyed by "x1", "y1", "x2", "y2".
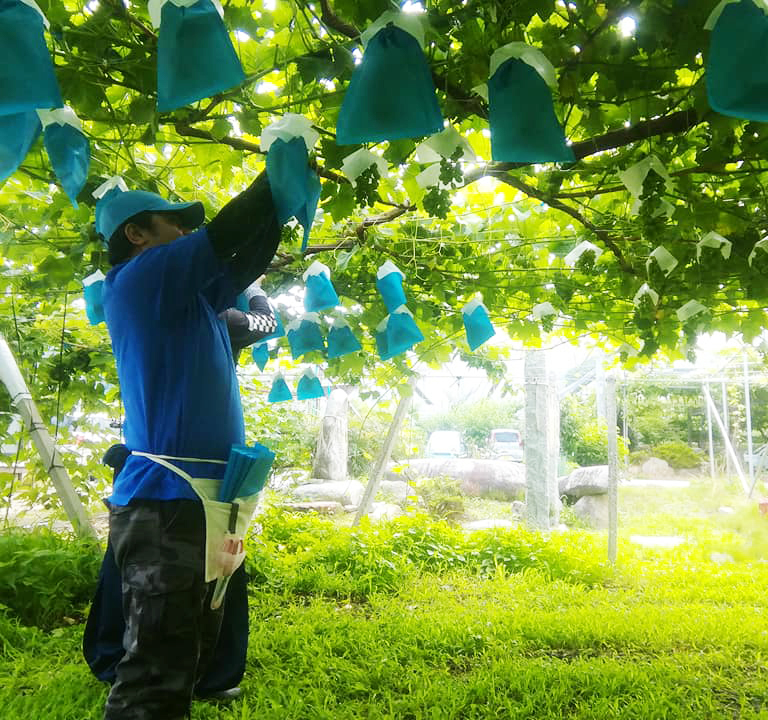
[
  {"x1": 2, "y1": 432, "x2": 25, "y2": 530},
  {"x1": 4, "y1": 293, "x2": 26, "y2": 526},
  {"x1": 54, "y1": 291, "x2": 68, "y2": 442}
]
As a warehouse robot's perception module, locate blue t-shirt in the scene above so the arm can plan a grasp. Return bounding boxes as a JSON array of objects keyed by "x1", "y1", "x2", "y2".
[{"x1": 103, "y1": 228, "x2": 244, "y2": 505}]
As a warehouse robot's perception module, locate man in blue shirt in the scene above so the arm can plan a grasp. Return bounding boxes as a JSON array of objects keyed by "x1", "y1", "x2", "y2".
[
  {"x1": 96, "y1": 173, "x2": 282, "y2": 720},
  {"x1": 83, "y1": 282, "x2": 276, "y2": 700}
]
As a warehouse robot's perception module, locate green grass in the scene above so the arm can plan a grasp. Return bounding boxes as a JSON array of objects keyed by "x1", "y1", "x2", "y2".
[{"x1": 1, "y1": 477, "x2": 768, "y2": 719}]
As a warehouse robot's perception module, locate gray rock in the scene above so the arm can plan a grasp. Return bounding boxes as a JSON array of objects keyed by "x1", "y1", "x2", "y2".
[
  {"x1": 368, "y1": 502, "x2": 403, "y2": 522},
  {"x1": 510, "y1": 500, "x2": 526, "y2": 516},
  {"x1": 377, "y1": 479, "x2": 416, "y2": 505},
  {"x1": 387, "y1": 458, "x2": 526, "y2": 500},
  {"x1": 270, "y1": 468, "x2": 310, "y2": 492},
  {"x1": 283, "y1": 501, "x2": 343, "y2": 515},
  {"x1": 572, "y1": 494, "x2": 609, "y2": 529},
  {"x1": 292, "y1": 479, "x2": 365, "y2": 506},
  {"x1": 640, "y1": 457, "x2": 673, "y2": 477},
  {"x1": 559, "y1": 465, "x2": 609, "y2": 499},
  {"x1": 462, "y1": 518, "x2": 516, "y2": 531}
]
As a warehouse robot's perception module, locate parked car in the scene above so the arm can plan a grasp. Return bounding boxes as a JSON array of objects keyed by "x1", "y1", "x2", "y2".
[
  {"x1": 425, "y1": 430, "x2": 467, "y2": 458},
  {"x1": 488, "y1": 428, "x2": 524, "y2": 462}
]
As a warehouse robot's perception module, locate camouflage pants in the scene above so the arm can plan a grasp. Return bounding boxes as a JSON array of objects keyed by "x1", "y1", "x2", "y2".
[{"x1": 104, "y1": 499, "x2": 224, "y2": 720}]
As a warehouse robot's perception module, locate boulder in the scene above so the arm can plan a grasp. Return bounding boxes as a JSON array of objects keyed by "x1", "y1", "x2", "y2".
[
  {"x1": 462, "y1": 518, "x2": 516, "y2": 531},
  {"x1": 368, "y1": 502, "x2": 403, "y2": 522},
  {"x1": 377, "y1": 479, "x2": 415, "y2": 505},
  {"x1": 282, "y1": 501, "x2": 343, "y2": 515},
  {"x1": 292, "y1": 479, "x2": 365, "y2": 506},
  {"x1": 386, "y1": 458, "x2": 526, "y2": 500},
  {"x1": 640, "y1": 457, "x2": 673, "y2": 477},
  {"x1": 270, "y1": 468, "x2": 310, "y2": 492},
  {"x1": 572, "y1": 494, "x2": 609, "y2": 529},
  {"x1": 510, "y1": 500, "x2": 526, "y2": 517},
  {"x1": 559, "y1": 465, "x2": 609, "y2": 499}
]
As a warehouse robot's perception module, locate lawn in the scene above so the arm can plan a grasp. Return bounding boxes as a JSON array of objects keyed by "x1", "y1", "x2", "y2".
[{"x1": 1, "y1": 475, "x2": 766, "y2": 719}]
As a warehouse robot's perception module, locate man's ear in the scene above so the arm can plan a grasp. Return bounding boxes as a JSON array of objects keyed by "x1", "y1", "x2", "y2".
[{"x1": 124, "y1": 222, "x2": 148, "y2": 248}]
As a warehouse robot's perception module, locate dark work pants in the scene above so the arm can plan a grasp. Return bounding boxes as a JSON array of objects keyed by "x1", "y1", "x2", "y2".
[
  {"x1": 83, "y1": 542, "x2": 248, "y2": 693},
  {"x1": 103, "y1": 500, "x2": 224, "y2": 720}
]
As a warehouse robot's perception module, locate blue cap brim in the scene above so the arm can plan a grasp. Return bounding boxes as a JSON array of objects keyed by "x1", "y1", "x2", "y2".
[{"x1": 95, "y1": 189, "x2": 206, "y2": 242}]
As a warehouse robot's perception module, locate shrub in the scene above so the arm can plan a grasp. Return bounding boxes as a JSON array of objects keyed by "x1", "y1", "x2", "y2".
[
  {"x1": 414, "y1": 476, "x2": 466, "y2": 522},
  {"x1": 0, "y1": 529, "x2": 101, "y2": 629},
  {"x1": 651, "y1": 441, "x2": 703, "y2": 470}
]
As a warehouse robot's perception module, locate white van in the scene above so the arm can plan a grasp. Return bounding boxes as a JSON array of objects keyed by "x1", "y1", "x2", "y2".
[
  {"x1": 488, "y1": 428, "x2": 524, "y2": 461},
  {"x1": 425, "y1": 430, "x2": 465, "y2": 458}
]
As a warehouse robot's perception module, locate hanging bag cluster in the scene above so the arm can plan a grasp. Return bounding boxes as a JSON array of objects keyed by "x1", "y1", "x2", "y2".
[{"x1": 0, "y1": 0, "x2": 59, "y2": 183}]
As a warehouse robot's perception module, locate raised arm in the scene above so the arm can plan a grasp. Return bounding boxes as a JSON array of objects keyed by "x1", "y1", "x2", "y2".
[{"x1": 206, "y1": 172, "x2": 282, "y2": 295}]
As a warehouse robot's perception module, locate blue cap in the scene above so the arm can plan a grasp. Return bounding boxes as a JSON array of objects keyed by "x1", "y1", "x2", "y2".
[{"x1": 95, "y1": 188, "x2": 205, "y2": 242}]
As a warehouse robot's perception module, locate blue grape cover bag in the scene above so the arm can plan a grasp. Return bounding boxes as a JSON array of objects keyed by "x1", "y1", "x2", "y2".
[
  {"x1": 337, "y1": 23, "x2": 443, "y2": 144},
  {"x1": 296, "y1": 370, "x2": 325, "y2": 400},
  {"x1": 251, "y1": 343, "x2": 269, "y2": 371},
  {"x1": 43, "y1": 120, "x2": 90, "y2": 207},
  {"x1": 265, "y1": 137, "x2": 321, "y2": 251},
  {"x1": 327, "y1": 320, "x2": 361, "y2": 359},
  {"x1": 462, "y1": 300, "x2": 495, "y2": 351},
  {"x1": 707, "y1": 0, "x2": 768, "y2": 121},
  {"x1": 286, "y1": 315, "x2": 325, "y2": 360},
  {"x1": 489, "y1": 57, "x2": 574, "y2": 163},
  {"x1": 267, "y1": 375, "x2": 293, "y2": 403},
  {"x1": 0, "y1": 0, "x2": 61, "y2": 115},
  {"x1": 0, "y1": 111, "x2": 41, "y2": 184},
  {"x1": 156, "y1": 0, "x2": 245, "y2": 111}
]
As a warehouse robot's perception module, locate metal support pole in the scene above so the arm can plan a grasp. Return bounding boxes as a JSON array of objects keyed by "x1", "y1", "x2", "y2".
[
  {"x1": 721, "y1": 381, "x2": 730, "y2": 475},
  {"x1": 606, "y1": 374, "x2": 618, "y2": 565},
  {"x1": 743, "y1": 352, "x2": 755, "y2": 489},
  {"x1": 354, "y1": 382, "x2": 413, "y2": 525},
  {"x1": 0, "y1": 334, "x2": 96, "y2": 539},
  {"x1": 705, "y1": 382, "x2": 715, "y2": 481},
  {"x1": 703, "y1": 384, "x2": 750, "y2": 495}
]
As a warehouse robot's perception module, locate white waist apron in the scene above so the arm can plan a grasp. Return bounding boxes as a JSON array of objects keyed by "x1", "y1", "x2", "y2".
[{"x1": 132, "y1": 451, "x2": 262, "y2": 609}]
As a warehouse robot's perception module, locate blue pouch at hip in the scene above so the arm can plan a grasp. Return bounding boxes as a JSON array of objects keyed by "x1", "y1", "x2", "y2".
[
  {"x1": 0, "y1": 0, "x2": 62, "y2": 115},
  {"x1": 489, "y1": 58, "x2": 574, "y2": 163},
  {"x1": 0, "y1": 111, "x2": 41, "y2": 184},
  {"x1": 265, "y1": 137, "x2": 321, "y2": 251},
  {"x1": 376, "y1": 269, "x2": 407, "y2": 313},
  {"x1": 336, "y1": 24, "x2": 443, "y2": 144},
  {"x1": 327, "y1": 320, "x2": 361, "y2": 359},
  {"x1": 251, "y1": 343, "x2": 269, "y2": 370},
  {"x1": 707, "y1": 0, "x2": 768, "y2": 121},
  {"x1": 267, "y1": 375, "x2": 293, "y2": 403},
  {"x1": 219, "y1": 443, "x2": 275, "y2": 501},
  {"x1": 286, "y1": 315, "x2": 325, "y2": 360},
  {"x1": 44, "y1": 121, "x2": 90, "y2": 207},
  {"x1": 296, "y1": 369, "x2": 325, "y2": 400},
  {"x1": 462, "y1": 301, "x2": 495, "y2": 351},
  {"x1": 156, "y1": 0, "x2": 245, "y2": 112}
]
